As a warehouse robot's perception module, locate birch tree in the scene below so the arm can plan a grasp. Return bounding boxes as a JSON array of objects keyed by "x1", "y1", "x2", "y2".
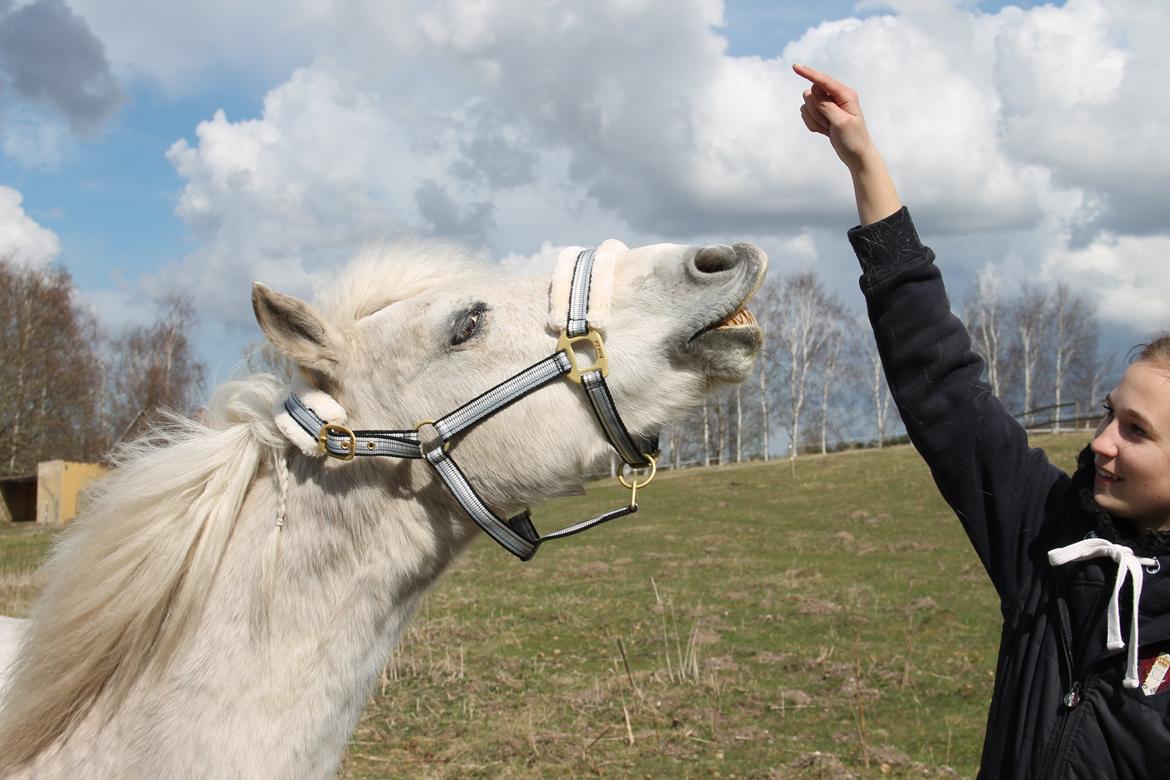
[
  {"x1": 1010, "y1": 285, "x2": 1049, "y2": 424},
  {"x1": 1049, "y1": 284, "x2": 1094, "y2": 432},
  {"x1": 735, "y1": 386, "x2": 743, "y2": 463},
  {"x1": 774, "y1": 272, "x2": 839, "y2": 462},
  {"x1": 859, "y1": 330, "x2": 893, "y2": 447},
  {"x1": 758, "y1": 357, "x2": 771, "y2": 461},
  {"x1": 817, "y1": 315, "x2": 848, "y2": 455},
  {"x1": 964, "y1": 267, "x2": 1007, "y2": 396}
]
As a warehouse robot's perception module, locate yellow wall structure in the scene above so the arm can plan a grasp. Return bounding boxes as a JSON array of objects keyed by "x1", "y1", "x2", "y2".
[{"x1": 36, "y1": 461, "x2": 107, "y2": 525}]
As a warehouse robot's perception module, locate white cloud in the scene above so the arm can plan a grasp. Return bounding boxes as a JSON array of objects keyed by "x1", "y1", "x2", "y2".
[
  {"x1": 0, "y1": 185, "x2": 61, "y2": 266},
  {"x1": 65, "y1": 0, "x2": 324, "y2": 94},
  {"x1": 1042, "y1": 232, "x2": 1170, "y2": 334},
  {"x1": 98, "y1": 0, "x2": 1165, "y2": 348},
  {"x1": 496, "y1": 241, "x2": 566, "y2": 276},
  {"x1": 152, "y1": 64, "x2": 398, "y2": 331},
  {"x1": 994, "y1": 0, "x2": 1170, "y2": 236}
]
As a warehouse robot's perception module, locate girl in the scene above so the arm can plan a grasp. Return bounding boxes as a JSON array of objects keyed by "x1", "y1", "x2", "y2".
[{"x1": 794, "y1": 63, "x2": 1170, "y2": 778}]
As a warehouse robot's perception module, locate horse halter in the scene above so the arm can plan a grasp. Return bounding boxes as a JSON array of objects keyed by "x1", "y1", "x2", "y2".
[{"x1": 280, "y1": 247, "x2": 659, "y2": 561}]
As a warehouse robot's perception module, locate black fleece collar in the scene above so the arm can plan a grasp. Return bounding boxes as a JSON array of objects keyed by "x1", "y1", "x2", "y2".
[{"x1": 1073, "y1": 445, "x2": 1170, "y2": 558}]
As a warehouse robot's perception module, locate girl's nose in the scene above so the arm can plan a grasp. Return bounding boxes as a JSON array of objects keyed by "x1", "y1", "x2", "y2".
[{"x1": 1091, "y1": 421, "x2": 1119, "y2": 459}]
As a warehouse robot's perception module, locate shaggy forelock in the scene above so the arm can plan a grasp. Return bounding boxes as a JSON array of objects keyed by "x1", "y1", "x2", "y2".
[{"x1": 315, "y1": 239, "x2": 494, "y2": 326}]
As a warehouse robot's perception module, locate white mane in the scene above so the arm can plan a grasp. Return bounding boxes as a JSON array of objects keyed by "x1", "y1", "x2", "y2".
[
  {"x1": 316, "y1": 239, "x2": 492, "y2": 324},
  {"x1": 0, "y1": 240, "x2": 488, "y2": 772}
]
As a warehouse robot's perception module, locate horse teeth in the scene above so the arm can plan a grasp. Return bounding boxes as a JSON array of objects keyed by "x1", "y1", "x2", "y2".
[{"x1": 716, "y1": 307, "x2": 756, "y2": 328}]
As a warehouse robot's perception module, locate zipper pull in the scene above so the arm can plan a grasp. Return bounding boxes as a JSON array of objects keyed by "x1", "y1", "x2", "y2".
[{"x1": 1063, "y1": 682, "x2": 1082, "y2": 708}]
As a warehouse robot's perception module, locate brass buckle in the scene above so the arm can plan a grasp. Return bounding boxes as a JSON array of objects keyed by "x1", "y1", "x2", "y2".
[
  {"x1": 618, "y1": 454, "x2": 657, "y2": 509},
  {"x1": 557, "y1": 328, "x2": 609, "y2": 384},
  {"x1": 318, "y1": 423, "x2": 356, "y2": 461}
]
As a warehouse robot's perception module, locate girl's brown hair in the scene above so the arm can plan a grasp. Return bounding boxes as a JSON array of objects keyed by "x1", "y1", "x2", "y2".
[{"x1": 1134, "y1": 334, "x2": 1170, "y2": 370}]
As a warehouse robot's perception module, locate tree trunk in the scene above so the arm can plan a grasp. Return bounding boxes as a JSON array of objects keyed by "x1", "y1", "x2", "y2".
[
  {"x1": 759, "y1": 365, "x2": 769, "y2": 463},
  {"x1": 702, "y1": 403, "x2": 710, "y2": 468},
  {"x1": 735, "y1": 386, "x2": 743, "y2": 463}
]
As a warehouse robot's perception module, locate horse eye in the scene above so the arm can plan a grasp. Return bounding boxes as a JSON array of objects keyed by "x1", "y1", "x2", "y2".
[{"x1": 451, "y1": 302, "x2": 488, "y2": 346}]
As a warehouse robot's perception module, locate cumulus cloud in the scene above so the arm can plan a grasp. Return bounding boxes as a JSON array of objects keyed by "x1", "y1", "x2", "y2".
[
  {"x1": 1041, "y1": 232, "x2": 1170, "y2": 333},
  {"x1": 0, "y1": 0, "x2": 122, "y2": 135},
  {"x1": 0, "y1": 186, "x2": 61, "y2": 266},
  {"x1": 103, "y1": 0, "x2": 1165, "y2": 344},
  {"x1": 158, "y1": 64, "x2": 408, "y2": 323},
  {"x1": 994, "y1": 0, "x2": 1170, "y2": 237}
]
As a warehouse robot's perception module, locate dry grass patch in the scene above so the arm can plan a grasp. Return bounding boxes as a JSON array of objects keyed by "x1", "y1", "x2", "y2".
[{"x1": 0, "y1": 433, "x2": 1089, "y2": 778}]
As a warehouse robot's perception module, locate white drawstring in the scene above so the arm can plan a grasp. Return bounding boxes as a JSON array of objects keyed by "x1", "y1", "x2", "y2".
[{"x1": 1048, "y1": 539, "x2": 1158, "y2": 689}]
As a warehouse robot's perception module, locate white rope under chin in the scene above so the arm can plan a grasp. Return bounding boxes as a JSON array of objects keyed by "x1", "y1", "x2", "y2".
[{"x1": 1048, "y1": 538, "x2": 1158, "y2": 689}]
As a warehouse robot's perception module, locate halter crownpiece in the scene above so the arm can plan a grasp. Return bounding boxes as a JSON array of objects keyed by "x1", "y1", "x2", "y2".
[{"x1": 274, "y1": 244, "x2": 659, "y2": 560}]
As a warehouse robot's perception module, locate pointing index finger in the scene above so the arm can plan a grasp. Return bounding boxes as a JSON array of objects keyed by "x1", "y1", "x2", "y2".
[{"x1": 792, "y1": 63, "x2": 850, "y2": 100}]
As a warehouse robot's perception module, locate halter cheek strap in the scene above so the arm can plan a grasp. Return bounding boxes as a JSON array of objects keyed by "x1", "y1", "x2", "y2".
[
  {"x1": 563, "y1": 247, "x2": 657, "y2": 468},
  {"x1": 275, "y1": 246, "x2": 658, "y2": 560}
]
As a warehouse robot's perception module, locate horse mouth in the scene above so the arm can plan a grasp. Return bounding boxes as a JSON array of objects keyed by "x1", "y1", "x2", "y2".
[
  {"x1": 672, "y1": 242, "x2": 767, "y2": 382},
  {"x1": 692, "y1": 306, "x2": 759, "y2": 337},
  {"x1": 681, "y1": 296, "x2": 764, "y2": 383}
]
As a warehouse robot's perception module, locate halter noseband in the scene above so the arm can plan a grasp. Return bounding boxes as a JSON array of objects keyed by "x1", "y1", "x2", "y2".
[{"x1": 281, "y1": 248, "x2": 659, "y2": 561}]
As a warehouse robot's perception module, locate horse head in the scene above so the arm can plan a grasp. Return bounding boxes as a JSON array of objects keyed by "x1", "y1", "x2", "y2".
[{"x1": 252, "y1": 238, "x2": 767, "y2": 525}]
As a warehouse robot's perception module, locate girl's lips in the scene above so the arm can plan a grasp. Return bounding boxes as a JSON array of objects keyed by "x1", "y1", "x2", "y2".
[{"x1": 1096, "y1": 468, "x2": 1121, "y2": 485}]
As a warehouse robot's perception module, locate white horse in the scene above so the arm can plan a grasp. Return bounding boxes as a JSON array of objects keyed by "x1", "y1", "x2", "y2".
[{"x1": 0, "y1": 237, "x2": 765, "y2": 778}]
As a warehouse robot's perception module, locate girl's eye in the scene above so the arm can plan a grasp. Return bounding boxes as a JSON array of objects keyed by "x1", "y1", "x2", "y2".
[
  {"x1": 1101, "y1": 401, "x2": 1113, "y2": 415},
  {"x1": 451, "y1": 303, "x2": 487, "y2": 346}
]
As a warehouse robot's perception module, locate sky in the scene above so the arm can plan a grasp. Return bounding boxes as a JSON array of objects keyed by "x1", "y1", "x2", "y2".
[{"x1": 0, "y1": 0, "x2": 1166, "y2": 383}]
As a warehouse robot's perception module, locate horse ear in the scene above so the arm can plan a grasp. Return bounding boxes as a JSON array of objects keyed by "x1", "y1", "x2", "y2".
[{"x1": 251, "y1": 282, "x2": 342, "y2": 377}]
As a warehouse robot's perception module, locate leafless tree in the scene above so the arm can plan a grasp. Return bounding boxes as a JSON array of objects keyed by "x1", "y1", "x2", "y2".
[
  {"x1": 1049, "y1": 284, "x2": 1095, "y2": 432},
  {"x1": 1085, "y1": 352, "x2": 1118, "y2": 430},
  {"x1": 758, "y1": 355, "x2": 772, "y2": 461},
  {"x1": 1010, "y1": 285, "x2": 1049, "y2": 424},
  {"x1": 772, "y1": 271, "x2": 841, "y2": 462},
  {"x1": 734, "y1": 385, "x2": 744, "y2": 463},
  {"x1": 106, "y1": 295, "x2": 207, "y2": 444},
  {"x1": 0, "y1": 260, "x2": 106, "y2": 476},
  {"x1": 964, "y1": 267, "x2": 1007, "y2": 397},
  {"x1": 857, "y1": 330, "x2": 893, "y2": 447},
  {"x1": 816, "y1": 314, "x2": 849, "y2": 455},
  {"x1": 701, "y1": 402, "x2": 711, "y2": 467}
]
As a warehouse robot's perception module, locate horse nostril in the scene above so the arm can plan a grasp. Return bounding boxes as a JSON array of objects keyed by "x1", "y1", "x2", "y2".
[{"x1": 693, "y1": 245, "x2": 739, "y2": 275}]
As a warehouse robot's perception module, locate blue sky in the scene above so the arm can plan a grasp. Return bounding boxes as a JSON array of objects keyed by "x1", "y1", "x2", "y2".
[{"x1": 3, "y1": 0, "x2": 1165, "y2": 379}]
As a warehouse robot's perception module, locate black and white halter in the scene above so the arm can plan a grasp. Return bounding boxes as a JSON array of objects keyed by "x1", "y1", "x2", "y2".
[{"x1": 281, "y1": 248, "x2": 659, "y2": 560}]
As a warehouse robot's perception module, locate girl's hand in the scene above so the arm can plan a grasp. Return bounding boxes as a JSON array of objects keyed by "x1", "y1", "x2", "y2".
[
  {"x1": 793, "y1": 63, "x2": 902, "y2": 225},
  {"x1": 793, "y1": 63, "x2": 879, "y2": 172}
]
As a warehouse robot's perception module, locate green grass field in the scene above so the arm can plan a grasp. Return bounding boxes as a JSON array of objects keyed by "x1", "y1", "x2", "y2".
[{"x1": 0, "y1": 433, "x2": 1088, "y2": 778}]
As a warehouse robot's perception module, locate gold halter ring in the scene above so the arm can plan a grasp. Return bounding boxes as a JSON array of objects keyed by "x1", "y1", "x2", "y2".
[{"x1": 618, "y1": 454, "x2": 657, "y2": 509}]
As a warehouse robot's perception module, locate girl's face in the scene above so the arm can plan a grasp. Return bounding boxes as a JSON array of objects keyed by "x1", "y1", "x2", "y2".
[{"x1": 1091, "y1": 361, "x2": 1170, "y2": 531}]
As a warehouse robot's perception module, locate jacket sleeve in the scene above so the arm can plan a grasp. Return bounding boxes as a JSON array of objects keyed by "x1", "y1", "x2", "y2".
[{"x1": 849, "y1": 207, "x2": 1066, "y2": 606}]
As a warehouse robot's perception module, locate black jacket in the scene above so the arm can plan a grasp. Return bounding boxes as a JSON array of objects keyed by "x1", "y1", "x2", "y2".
[{"x1": 849, "y1": 208, "x2": 1170, "y2": 779}]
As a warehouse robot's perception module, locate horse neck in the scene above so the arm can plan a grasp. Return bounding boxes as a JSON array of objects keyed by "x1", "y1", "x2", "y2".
[{"x1": 117, "y1": 453, "x2": 473, "y2": 778}]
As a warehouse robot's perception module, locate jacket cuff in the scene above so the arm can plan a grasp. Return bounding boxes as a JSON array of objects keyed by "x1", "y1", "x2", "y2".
[{"x1": 846, "y1": 206, "x2": 932, "y2": 284}]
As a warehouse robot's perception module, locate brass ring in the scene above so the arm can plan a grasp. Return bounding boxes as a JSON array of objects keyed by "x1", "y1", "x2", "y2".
[
  {"x1": 415, "y1": 419, "x2": 451, "y2": 454},
  {"x1": 618, "y1": 454, "x2": 657, "y2": 489}
]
